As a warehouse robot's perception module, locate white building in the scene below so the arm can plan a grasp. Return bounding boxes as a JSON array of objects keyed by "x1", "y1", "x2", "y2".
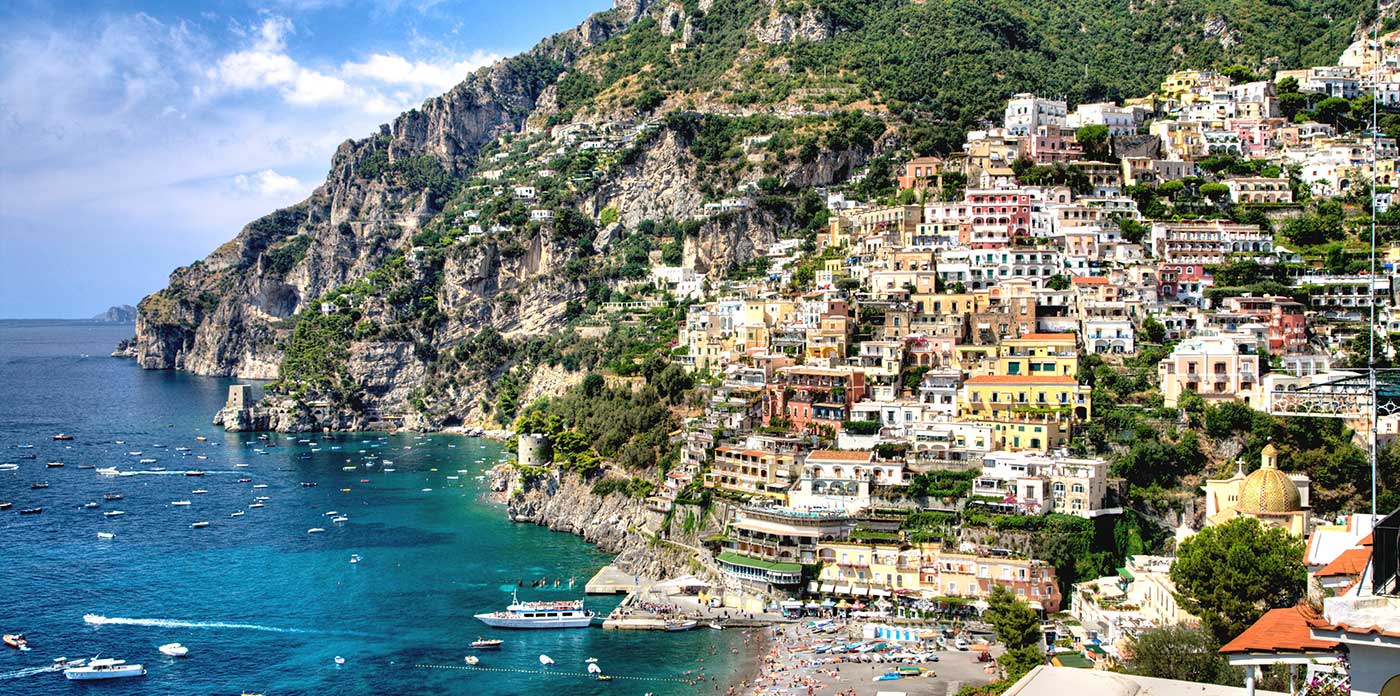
[{"x1": 1004, "y1": 93, "x2": 1067, "y2": 136}]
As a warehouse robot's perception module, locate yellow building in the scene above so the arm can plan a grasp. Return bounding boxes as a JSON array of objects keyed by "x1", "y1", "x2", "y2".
[
  {"x1": 816, "y1": 541, "x2": 925, "y2": 596},
  {"x1": 704, "y1": 446, "x2": 797, "y2": 499},
  {"x1": 1159, "y1": 69, "x2": 1227, "y2": 104},
  {"x1": 960, "y1": 375, "x2": 1091, "y2": 451},
  {"x1": 1204, "y1": 444, "x2": 1312, "y2": 536},
  {"x1": 995, "y1": 333, "x2": 1079, "y2": 378}
]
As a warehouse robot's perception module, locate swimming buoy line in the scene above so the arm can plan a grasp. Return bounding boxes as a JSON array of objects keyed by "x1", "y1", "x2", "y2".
[{"x1": 412, "y1": 663, "x2": 695, "y2": 683}]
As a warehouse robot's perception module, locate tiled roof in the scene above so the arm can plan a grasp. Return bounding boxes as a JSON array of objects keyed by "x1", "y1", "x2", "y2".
[
  {"x1": 1011, "y1": 333, "x2": 1076, "y2": 342},
  {"x1": 807, "y1": 449, "x2": 875, "y2": 462},
  {"x1": 1219, "y1": 606, "x2": 1339, "y2": 655},
  {"x1": 965, "y1": 375, "x2": 1079, "y2": 385},
  {"x1": 1307, "y1": 617, "x2": 1400, "y2": 639},
  {"x1": 1315, "y1": 548, "x2": 1370, "y2": 578},
  {"x1": 1072, "y1": 276, "x2": 1109, "y2": 285}
]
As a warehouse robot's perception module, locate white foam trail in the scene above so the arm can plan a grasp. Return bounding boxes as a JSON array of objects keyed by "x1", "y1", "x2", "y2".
[
  {"x1": 0, "y1": 665, "x2": 59, "y2": 680},
  {"x1": 84, "y1": 614, "x2": 310, "y2": 634}
]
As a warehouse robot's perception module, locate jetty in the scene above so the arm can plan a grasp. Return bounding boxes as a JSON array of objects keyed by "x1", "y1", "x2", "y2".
[{"x1": 584, "y1": 564, "x2": 637, "y2": 594}]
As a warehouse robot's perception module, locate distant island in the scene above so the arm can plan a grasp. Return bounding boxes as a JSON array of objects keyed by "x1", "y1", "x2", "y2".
[{"x1": 92, "y1": 304, "x2": 136, "y2": 322}]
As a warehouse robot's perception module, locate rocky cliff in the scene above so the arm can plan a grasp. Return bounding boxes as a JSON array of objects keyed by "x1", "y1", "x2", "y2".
[{"x1": 492, "y1": 464, "x2": 728, "y2": 583}]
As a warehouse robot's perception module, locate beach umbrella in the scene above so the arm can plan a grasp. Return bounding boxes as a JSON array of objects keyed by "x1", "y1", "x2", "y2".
[
  {"x1": 539, "y1": 654, "x2": 555, "y2": 666},
  {"x1": 587, "y1": 663, "x2": 602, "y2": 674}
]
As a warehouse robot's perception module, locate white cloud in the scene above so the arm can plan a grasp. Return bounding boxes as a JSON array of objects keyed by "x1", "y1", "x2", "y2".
[
  {"x1": 233, "y1": 169, "x2": 307, "y2": 197},
  {"x1": 341, "y1": 50, "x2": 499, "y2": 91}
]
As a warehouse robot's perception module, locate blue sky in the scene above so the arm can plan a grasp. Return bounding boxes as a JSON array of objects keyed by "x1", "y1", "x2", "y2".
[{"x1": 0, "y1": 0, "x2": 608, "y2": 318}]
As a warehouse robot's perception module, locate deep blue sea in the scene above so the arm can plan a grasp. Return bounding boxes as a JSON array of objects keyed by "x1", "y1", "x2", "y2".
[{"x1": 0, "y1": 320, "x2": 744, "y2": 695}]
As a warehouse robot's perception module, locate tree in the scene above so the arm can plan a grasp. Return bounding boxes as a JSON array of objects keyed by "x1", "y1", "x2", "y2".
[
  {"x1": 1046, "y1": 274, "x2": 1070, "y2": 291},
  {"x1": 1118, "y1": 217, "x2": 1150, "y2": 244},
  {"x1": 1127, "y1": 624, "x2": 1239, "y2": 686},
  {"x1": 1314, "y1": 97, "x2": 1354, "y2": 131},
  {"x1": 984, "y1": 584, "x2": 1041, "y2": 649},
  {"x1": 1141, "y1": 316, "x2": 1166, "y2": 344},
  {"x1": 1171, "y1": 517, "x2": 1306, "y2": 644},
  {"x1": 1076, "y1": 125, "x2": 1111, "y2": 159}
]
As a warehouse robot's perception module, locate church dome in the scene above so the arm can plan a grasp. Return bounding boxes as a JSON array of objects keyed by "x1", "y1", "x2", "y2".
[{"x1": 1237, "y1": 447, "x2": 1302, "y2": 513}]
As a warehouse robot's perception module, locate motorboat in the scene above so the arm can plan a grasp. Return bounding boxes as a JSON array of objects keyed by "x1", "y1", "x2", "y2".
[
  {"x1": 664, "y1": 619, "x2": 698, "y2": 632},
  {"x1": 3, "y1": 633, "x2": 30, "y2": 650},
  {"x1": 78, "y1": 464, "x2": 95, "y2": 469},
  {"x1": 230, "y1": 511, "x2": 245, "y2": 517},
  {"x1": 84, "y1": 502, "x2": 100, "y2": 509},
  {"x1": 47, "y1": 461, "x2": 64, "y2": 468},
  {"x1": 470, "y1": 638, "x2": 503, "y2": 650},
  {"x1": 464, "y1": 655, "x2": 479, "y2": 665},
  {"x1": 308, "y1": 528, "x2": 326, "y2": 534},
  {"x1": 192, "y1": 489, "x2": 208, "y2": 494},
  {"x1": 475, "y1": 592, "x2": 594, "y2": 629},
  {"x1": 195, "y1": 436, "x2": 207, "y2": 442},
  {"x1": 237, "y1": 478, "x2": 252, "y2": 483},
  {"x1": 538, "y1": 654, "x2": 555, "y2": 666},
  {"x1": 300, "y1": 482, "x2": 317, "y2": 487},
  {"x1": 331, "y1": 516, "x2": 348, "y2": 523},
  {"x1": 254, "y1": 496, "x2": 270, "y2": 501},
  {"x1": 709, "y1": 622, "x2": 724, "y2": 630},
  {"x1": 103, "y1": 493, "x2": 123, "y2": 500},
  {"x1": 324, "y1": 511, "x2": 339, "y2": 516},
  {"x1": 138, "y1": 459, "x2": 157, "y2": 464},
  {"x1": 349, "y1": 554, "x2": 360, "y2": 564},
  {"x1": 190, "y1": 521, "x2": 210, "y2": 529},
  {"x1": 52, "y1": 434, "x2": 74, "y2": 441},
  {"x1": 97, "y1": 532, "x2": 115, "y2": 540},
  {"x1": 186, "y1": 471, "x2": 205, "y2": 477},
  {"x1": 20, "y1": 507, "x2": 43, "y2": 515},
  {"x1": 158, "y1": 643, "x2": 188, "y2": 657},
  {"x1": 64, "y1": 658, "x2": 146, "y2": 680},
  {"x1": 252, "y1": 484, "x2": 268, "y2": 489},
  {"x1": 104, "y1": 510, "x2": 125, "y2": 517},
  {"x1": 96, "y1": 467, "x2": 120, "y2": 476},
  {"x1": 171, "y1": 500, "x2": 191, "y2": 506},
  {"x1": 31, "y1": 483, "x2": 49, "y2": 489},
  {"x1": 248, "y1": 503, "x2": 264, "y2": 509},
  {"x1": 0, "y1": 464, "x2": 17, "y2": 471},
  {"x1": 333, "y1": 656, "x2": 345, "y2": 665},
  {"x1": 0, "y1": 502, "x2": 10, "y2": 510}
]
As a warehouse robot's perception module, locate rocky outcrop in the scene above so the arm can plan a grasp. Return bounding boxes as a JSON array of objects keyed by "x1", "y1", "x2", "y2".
[
  {"x1": 494, "y1": 465, "x2": 726, "y2": 582},
  {"x1": 92, "y1": 305, "x2": 136, "y2": 322},
  {"x1": 752, "y1": 5, "x2": 832, "y2": 45}
]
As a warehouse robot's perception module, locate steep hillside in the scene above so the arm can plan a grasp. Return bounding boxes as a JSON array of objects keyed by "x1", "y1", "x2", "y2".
[{"x1": 133, "y1": 0, "x2": 1371, "y2": 430}]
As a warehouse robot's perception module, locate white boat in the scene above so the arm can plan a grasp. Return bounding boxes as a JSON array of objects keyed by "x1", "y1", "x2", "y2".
[
  {"x1": 308, "y1": 528, "x2": 326, "y2": 534},
  {"x1": 252, "y1": 484, "x2": 268, "y2": 489},
  {"x1": 138, "y1": 458, "x2": 157, "y2": 464},
  {"x1": 323, "y1": 511, "x2": 339, "y2": 516},
  {"x1": 248, "y1": 503, "x2": 264, "y2": 509},
  {"x1": 349, "y1": 554, "x2": 360, "y2": 564},
  {"x1": 709, "y1": 622, "x2": 724, "y2": 630},
  {"x1": 104, "y1": 510, "x2": 125, "y2": 518},
  {"x1": 158, "y1": 643, "x2": 188, "y2": 657},
  {"x1": 331, "y1": 516, "x2": 348, "y2": 523},
  {"x1": 334, "y1": 656, "x2": 345, "y2": 665},
  {"x1": 95, "y1": 467, "x2": 119, "y2": 476},
  {"x1": 539, "y1": 654, "x2": 555, "y2": 666},
  {"x1": 664, "y1": 619, "x2": 698, "y2": 632},
  {"x1": 0, "y1": 464, "x2": 17, "y2": 471},
  {"x1": 230, "y1": 511, "x2": 245, "y2": 517},
  {"x1": 171, "y1": 500, "x2": 191, "y2": 506},
  {"x1": 97, "y1": 532, "x2": 114, "y2": 540},
  {"x1": 474, "y1": 592, "x2": 595, "y2": 629},
  {"x1": 465, "y1": 655, "x2": 479, "y2": 665},
  {"x1": 64, "y1": 658, "x2": 146, "y2": 680},
  {"x1": 191, "y1": 489, "x2": 207, "y2": 494},
  {"x1": 190, "y1": 521, "x2": 210, "y2": 528}
]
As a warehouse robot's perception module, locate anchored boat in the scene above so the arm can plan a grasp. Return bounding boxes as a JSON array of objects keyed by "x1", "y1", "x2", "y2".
[
  {"x1": 474, "y1": 591, "x2": 594, "y2": 629},
  {"x1": 63, "y1": 658, "x2": 146, "y2": 681}
]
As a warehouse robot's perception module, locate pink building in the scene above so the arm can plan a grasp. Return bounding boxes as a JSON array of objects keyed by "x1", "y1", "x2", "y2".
[
  {"x1": 965, "y1": 190, "x2": 1032, "y2": 246},
  {"x1": 1022, "y1": 125, "x2": 1082, "y2": 164}
]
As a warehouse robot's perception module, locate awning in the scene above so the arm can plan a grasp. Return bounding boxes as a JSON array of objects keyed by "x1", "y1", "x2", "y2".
[
  {"x1": 804, "y1": 602, "x2": 821, "y2": 609},
  {"x1": 835, "y1": 584, "x2": 852, "y2": 595},
  {"x1": 781, "y1": 600, "x2": 804, "y2": 609},
  {"x1": 820, "y1": 583, "x2": 835, "y2": 593},
  {"x1": 853, "y1": 586, "x2": 870, "y2": 597},
  {"x1": 808, "y1": 581, "x2": 820, "y2": 593},
  {"x1": 870, "y1": 588, "x2": 891, "y2": 597},
  {"x1": 1116, "y1": 567, "x2": 1134, "y2": 581}
]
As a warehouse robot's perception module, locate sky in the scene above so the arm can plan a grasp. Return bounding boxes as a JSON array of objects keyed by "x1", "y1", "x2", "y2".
[{"x1": 0, "y1": 0, "x2": 608, "y2": 318}]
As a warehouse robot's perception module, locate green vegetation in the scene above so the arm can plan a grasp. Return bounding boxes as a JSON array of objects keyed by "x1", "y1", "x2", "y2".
[
  {"x1": 1126, "y1": 624, "x2": 1240, "y2": 687},
  {"x1": 985, "y1": 585, "x2": 1046, "y2": 681},
  {"x1": 1171, "y1": 517, "x2": 1307, "y2": 644}
]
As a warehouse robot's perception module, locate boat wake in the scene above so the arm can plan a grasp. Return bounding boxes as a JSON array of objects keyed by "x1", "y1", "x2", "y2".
[
  {"x1": 0, "y1": 665, "x2": 61, "y2": 680},
  {"x1": 83, "y1": 614, "x2": 315, "y2": 634},
  {"x1": 116, "y1": 470, "x2": 240, "y2": 476}
]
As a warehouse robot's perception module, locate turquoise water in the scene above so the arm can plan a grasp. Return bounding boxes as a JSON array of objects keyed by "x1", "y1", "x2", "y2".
[{"x1": 0, "y1": 320, "x2": 743, "y2": 694}]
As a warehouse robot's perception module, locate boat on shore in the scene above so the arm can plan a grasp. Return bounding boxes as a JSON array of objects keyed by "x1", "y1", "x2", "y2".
[
  {"x1": 474, "y1": 592, "x2": 594, "y2": 629},
  {"x1": 64, "y1": 658, "x2": 146, "y2": 680}
]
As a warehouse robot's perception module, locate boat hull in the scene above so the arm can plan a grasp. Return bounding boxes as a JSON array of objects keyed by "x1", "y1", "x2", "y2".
[
  {"x1": 474, "y1": 614, "x2": 593, "y2": 629},
  {"x1": 65, "y1": 667, "x2": 146, "y2": 680}
]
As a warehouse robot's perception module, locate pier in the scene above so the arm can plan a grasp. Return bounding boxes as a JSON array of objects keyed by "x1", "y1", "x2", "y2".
[{"x1": 583, "y1": 564, "x2": 638, "y2": 594}]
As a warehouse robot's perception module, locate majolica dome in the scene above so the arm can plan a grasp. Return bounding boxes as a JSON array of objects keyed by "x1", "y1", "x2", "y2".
[{"x1": 1237, "y1": 444, "x2": 1303, "y2": 513}]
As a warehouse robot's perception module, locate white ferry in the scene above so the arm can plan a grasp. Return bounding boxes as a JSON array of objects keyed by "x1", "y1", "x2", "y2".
[{"x1": 474, "y1": 592, "x2": 594, "y2": 629}]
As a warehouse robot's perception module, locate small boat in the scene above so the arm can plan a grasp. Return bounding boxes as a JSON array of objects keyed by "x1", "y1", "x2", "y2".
[
  {"x1": 234, "y1": 463, "x2": 249, "y2": 468},
  {"x1": 333, "y1": 656, "x2": 345, "y2": 665},
  {"x1": 64, "y1": 658, "x2": 146, "y2": 681},
  {"x1": 0, "y1": 464, "x2": 17, "y2": 471},
  {"x1": 331, "y1": 516, "x2": 348, "y2": 523},
  {"x1": 341, "y1": 466, "x2": 356, "y2": 471},
  {"x1": 664, "y1": 619, "x2": 698, "y2": 632},
  {"x1": 323, "y1": 511, "x2": 339, "y2": 516},
  {"x1": 538, "y1": 654, "x2": 555, "y2": 666},
  {"x1": 195, "y1": 436, "x2": 207, "y2": 442},
  {"x1": 237, "y1": 478, "x2": 252, "y2": 483},
  {"x1": 138, "y1": 458, "x2": 157, "y2": 464},
  {"x1": 96, "y1": 467, "x2": 120, "y2": 476},
  {"x1": 0, "y1": 502, "x2": 10, "y2": 510},
  {"x1": 97, "y1": 532, "x2": 115, "y2": 540},
  {"x1": 31, "y1": 483, "x2": 49, "y2": 489},
  {"x1": 190, "y1": 521, "x2": 210, "y2": 528},
  {"x1": 464, "y1": 655, "x2": 479, "y2": 665},
  {"x1": 230, "y1": 511, "x2": 245, "y2": 517},
  {"x1": 19, "y1": 507, "x2": 43, "y2": 515},
  {"x1": 300, "y1": 482, "x2": 317, "y2": 487},
  {"x1": 252, "y1": 484, "x2": 268, "y2": 489},
  {"x1": 84, "y1": 502, "x2": 100, "y2": 509},
  {"x1": 254, "y1": 496, "x2": 270, "y2": 501},
  {"x1": 709, "y1": 622, "x2": 724, "y2": 630},
  {"x1": 349, "y1": 554, "x2": 360, "y2": 564},
  {"x1": 192, "y1": 489, "x2": 208, "y2": 494},
  {"x1": 3, "y1": 633, "x2": 30, "y2": 651},
  {"x1": 47, "y1": 461, "x2": 64, "y2": 468},
  {"x1": 470, "y1": 638, "x2": 503, "y2": 650},
  {"x1": 104, "y1": 510, "x2": 125, "y2": 517},
  {"x1": 171, "y1": 500, "x2": 191, "y2": 506},
  {"x1": 185, "y1": 471, "x2": 205, "y2": 477},
  {"x1": 248, "y1": 503, "x2": 264, "y2": 509},
  {"x1": 158, "y1": 643, "x2": 188, "y2": 657},
  {"x1": 127, "y1": 451, "x2": 141, "y2": 456},
  {"x1": 78, "y1": 464, "x2": 95, "y2": 470},
  {"x1": 421, "y1": 488, "x2": 432, "y2": 492},
  {"x1": 103, "y1": 493, "x2": 124, "y2": 500},
  {"x1": 175, "y1": 447, "x2": 190, "y2": 452},
  {"x1": 196, "y1": 455, "x2": 208, "y2": 460},
  {"x1": 52, "y1": 434, "x2": 74, "y2": 441},
  {"x1": 308, "y1": 528, "x2": 326, "y2": 534},
  {"x1": 16, "y1": 444, "x2": 34, "y2": 449}
]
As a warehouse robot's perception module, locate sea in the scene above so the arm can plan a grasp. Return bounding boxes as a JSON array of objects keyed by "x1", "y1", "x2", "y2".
[{"x1": 0, "y1": 320, "x2": 748, "y2": 695}]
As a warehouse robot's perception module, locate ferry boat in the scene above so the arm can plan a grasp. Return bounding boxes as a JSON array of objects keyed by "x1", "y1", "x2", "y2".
[
  {"x1": 64, "y1": 658, "x2": 145, "y2": 681},
  {"x1": 474, "y1": 592, "x2": 594, "y2": 629}
]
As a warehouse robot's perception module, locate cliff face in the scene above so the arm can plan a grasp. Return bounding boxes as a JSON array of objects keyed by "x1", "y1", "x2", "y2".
[{"x1": 493, "y1": 465, "x2": 727, "y2": 583}]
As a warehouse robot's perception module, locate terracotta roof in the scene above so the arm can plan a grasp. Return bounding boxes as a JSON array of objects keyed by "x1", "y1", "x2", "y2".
[
  {"x1": 1307, "y1": 617, "x2": 1400, "y2": 639},
  {"x1": 965, "y1": 375, "x2": 1080, "y2": 385},
  {"x1": 806, "y1": 450, "x2": 875, "y2": 462},
  {"x1": 1359, "y1": 532, "x2": 1374, "y2": 547},
  {"x1": 1219, "y1": 607, "x2": 1340, "y2": 655},
  {"x1": 1072, "y1": 276, "x2": 1110, "y2": 285},
  {"x1": 1315, "y1": 547, "x2": 1370, "y2": 578},
  {"x1": 1011, "y1": 333, "x2": 1076, "y2": 342}
]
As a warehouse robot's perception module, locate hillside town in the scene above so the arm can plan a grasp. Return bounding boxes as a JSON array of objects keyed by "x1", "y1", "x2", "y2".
[{"x1": 502, "y1": 34, "x2": 1400, "y2": 696}]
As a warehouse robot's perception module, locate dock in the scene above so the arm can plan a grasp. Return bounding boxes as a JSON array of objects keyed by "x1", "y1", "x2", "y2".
[{"x1": 584, "y1": 564, "x2": 639, "y2": 595}]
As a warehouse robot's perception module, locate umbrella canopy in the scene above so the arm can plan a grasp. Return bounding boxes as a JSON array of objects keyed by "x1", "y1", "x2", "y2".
[
  {"x1": 587, "y1": 663, "x2": 602, "y2": 674},
  {"x1": 835, "y1": 599, "x2": 851, "y2": 608}
]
